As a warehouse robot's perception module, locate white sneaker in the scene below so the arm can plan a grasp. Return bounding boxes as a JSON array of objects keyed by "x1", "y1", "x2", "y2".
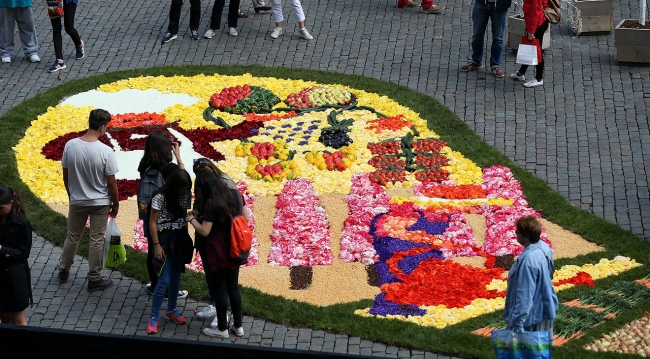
[
  {"x1": 230, "y1": 323, "x2": 244, "y2": 336},
  {"x1": 197, "y1": 304, "x2": 216, "y2": 319},
  {"x1": 523, "y1": 78, "x2": 544, "y2": 88},
  {"x1": 229, "y1": 27, "x2": 238, "y2": 37},
  {"x1": 203, "y1": 326, "x2": 229, "y2": 338},
  {"x1": 29, "y1": 54, "x2": 41, "y2": 63},
  {"x1": 510, "y1": 72, "x2": 526, "y2": 81},
  {"x1": 270, "y1": 27, "x2": 283, "y2": 39},
  {"x1": 203, "y1": 29, "x2": 216, "y2": 39},
  {"x1": 1, "y1": 56, "x2": 10, "y2": 63},
  {"x1": 299, "y1": 27, "x2": 313, "y2": 40},
  {"x1": 210, "y1": 316, "x2": 219, "y2": 328},
  {"x1": 177, "y1": 290, "x2": 188, "y2": 299}
]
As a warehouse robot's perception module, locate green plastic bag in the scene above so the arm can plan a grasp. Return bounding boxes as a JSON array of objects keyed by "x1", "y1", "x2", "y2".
[
  {"x1": 103, "y1": 217, "x2": 126, "y2": 268},
  {"x1": 491, "y1": 329, "x2": 552, "y2": 359}
]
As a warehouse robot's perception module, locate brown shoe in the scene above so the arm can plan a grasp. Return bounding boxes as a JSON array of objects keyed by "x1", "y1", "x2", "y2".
[
  {"x1": 406, "y1": 1, "x2": 422, "y2": 6},
  {"x1": 58, "y1": 270, "x2": 70, "y2": 282},
  {"x1": 238, "y1": 11, "x2": 248, "y2": 18},
  {"x1": 460, "y1": 61, "x2": 483, "y2": 72},
  {"x1": 254, "y1": 5, "x2": 272, "y2": 13},
  {"x1": 491, "y1": 67, "x2": 505, "y2": 78},
  {"x1": 88, "y1": 278, "x2": 113, "y2": 292}
]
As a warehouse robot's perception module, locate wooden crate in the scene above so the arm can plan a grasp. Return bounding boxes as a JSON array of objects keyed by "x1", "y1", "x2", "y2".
[
  {"x1": 507, "y1": 15, "x2": 551, "y2": 50},
  {"x1": 614, "y1": 20, "x2": 650, "y2": 64},
  {"x1": 574, "y1": 0, "x2": 614, "y2": 34}
]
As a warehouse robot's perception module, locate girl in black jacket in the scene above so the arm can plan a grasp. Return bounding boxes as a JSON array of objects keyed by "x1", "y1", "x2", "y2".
[{"x1": 0, "y1": 186, "x2": 32, "y2": 325}]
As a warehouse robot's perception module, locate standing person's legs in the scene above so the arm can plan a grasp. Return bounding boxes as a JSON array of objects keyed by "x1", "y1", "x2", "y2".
[
  {"x1": 289, "y1": 0, "x2": 305, "y2": 23},
  {"x1": 14, "y1": 7, "x2": 38, "y2": 57},
  {"x1": 227, "y1": 0, "x2": 241, "y2": 28},
  {"x1": 225, "y1": 268, "x2": 243, "y2": 328},
  {"x1": 62, "y1": 2, "x2": 81, "y2": 47},
  {"x1": 210, "y1": 0, "x2": 227, "y2": 29},
  {"x1": 212, "y1": 269, "x2": 229, "y2": 331},
  {"x1": 533, "y1": 21, "x2": 548, "y2": 81},
  {"x1": 488, "y1": 7, "x2": 507, "y2": 68},
  {"x1": 57, "y1": 205, "x2": 90, "y2": 276},
  {"x1": 87, "y1": 205, "x2": 110, "y2": 282},
  {"x1": 0, "y1": 311, "x2": 27, "y2": 325},
  {"x1": 470, "y1": 1, "x2": 489, "y2": 66},
  {"x1": 145, "y1": 227, "x2": 159, "y2": 289},
  {"x1": 0, "y1": 8, "x2": 17, "y2": 58},
  {"x1": 270, "y1": 0, "x2": 284, "y2": 23},
  {"x1": 150, "y1": 252, "x2": 172, "y2": 320},
  {"x1": 168, "y1": 0, "x2": 184, "y2": 34},
  {"x1": 51, "y1": 16, "x2": 64, "y2": 59},
  {"x1": 189, "y1": 0, "x2": 201, "y2": 31},
  {"x1": 165, "y1": 251, "x2": 183, "y2": 313},
  {"x1": 196, "y1": 238, "x2": 217, "y2": 304}
]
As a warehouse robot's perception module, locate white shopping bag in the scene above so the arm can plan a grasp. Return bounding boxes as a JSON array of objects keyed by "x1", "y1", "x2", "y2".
[{"x1": 516, "y1": 44, "x2": 539, "y2": 65}]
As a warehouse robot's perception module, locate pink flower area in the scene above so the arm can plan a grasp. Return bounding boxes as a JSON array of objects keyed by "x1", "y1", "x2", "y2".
[
  {"x1": 440, "y1": 212, "x2": 479, "y2": 257},
  {"x1": 133, "y1": 219, "x2": 148, "y2": 252},
  {"x1": 480, "y1": 165, "x2": 550, "y2": 256},
  {"x1": 339, "y1": 173, "x2": 390, "y2": 264},
  {"x1": 237, "y1": 181, "x2": 260, "y2": 266},
  {"x1": 268, "y1": 178, "x2": 333, "y2": 267}
]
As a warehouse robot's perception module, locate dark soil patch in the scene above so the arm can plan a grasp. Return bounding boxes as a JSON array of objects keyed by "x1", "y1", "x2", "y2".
[
  {"x1": 366, "y1": 263, "x2": 381, "y2": 287},
  {"x1": 620, "y1": 20, "x2": 650, "y2": 29},
  {"x1": 289, "y1": 266, "x2": 313, "y2": 290}
]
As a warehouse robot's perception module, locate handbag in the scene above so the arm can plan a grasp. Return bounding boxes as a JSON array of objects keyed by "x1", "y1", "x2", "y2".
[
  {"x1": 158, "y1": 226, "x2": 194, "y2": 264},
  {"x1": 516, "y1": 36, "x2": 542, "y2": 66},
  {"x1": 542, "y1": 0, "x2": 562, "y2": 25},
  {"x1": 491, "y1": 329, "x2": 552, "y2": 359},
  {"x1": 47, "y1": 0, "x2": 64, "y2": 19}
]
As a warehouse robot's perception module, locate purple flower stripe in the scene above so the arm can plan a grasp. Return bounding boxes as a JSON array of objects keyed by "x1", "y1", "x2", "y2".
[
  {"x1": 265, "y1": 126, "x2": 276, "y2": 130},
  {"x1": 368, "y1": 293, "x2": 426, "y2": 317},
  {"x1": 278, "y1": 130, "x2": 287, "y2": 133},
  {"x1": 406, "y1": 213, "x2": 449, "y2": 235},
  {"x1": 249, "y1": 129, "x2": 259, "y2": 134},
  {"x1": 296, "y1": 122, "x2": 305, "y2": 125},
  {"x1": 293, "y1": 127, "x2": 302, "y2": 131},
  {"x1": 311, "y1": 120, "x2": 320, "y2": 124},
  {"x1": 369, "y1": 214, "x2": 427, "y2": 261},
  {"x1": 273, "y1": 136, "x2": 282, "y2": 139},
  {"x1": 375, "y1": 262, "x2": 399, "y2": 284},
  {"x1": 286, "y1": 138, "x2": 293, "y2": 143},
  {"x1": 397, "y1": 249, "x2": 444, "y2": 276},
  {"x1": 302, "y1": 135, "x2": 311, "y2": 139},
  {"x1": 298, "y1": 141, "x2": 308, "y2": 145},
  {"x1": 282, "y1": 124, "x2": 292, "y2": 128},
  {"x1": 307, "y1": 125, "x2": 319, "y2": 130}
]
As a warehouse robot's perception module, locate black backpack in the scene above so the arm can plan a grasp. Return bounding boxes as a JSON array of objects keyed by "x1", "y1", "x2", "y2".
[{"x1": 137, "y1": 165, "x2": 166, "y2": 220}]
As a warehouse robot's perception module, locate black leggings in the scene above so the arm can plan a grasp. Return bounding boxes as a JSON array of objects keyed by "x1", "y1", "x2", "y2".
[
  {"x1": 210, "y1": 0, "x2": 241, "y2": 30},
  {"x1": 211, "y1": 267, "x2": 242, "y2": 331},
  {"x1": 50, "y1": 2, "x2": 81, "y2": 60},
  {"x1": 518, "y1": 20, "x2": 549, "y2": 81}
]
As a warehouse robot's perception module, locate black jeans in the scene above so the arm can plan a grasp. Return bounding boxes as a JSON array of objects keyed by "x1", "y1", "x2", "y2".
[
  {"x1": 168, "y1": 0, "x2": 201, "y2": 34},
  {"x1": 50, "y1": 2, "x2": 81, "y2": 60},
  {"x1": 195, "y1": 235, "x2": 217, "y2": 304},
  {"x1": 209, "y1": 0, "x2": 241, "y2": 30},
  {"x1": 518, "y1": 20, "x2": 549, "y2": 81},
  {"x1": 145, "y1": 226, "x2": 158, "y2": 288},
  {"x1": 211, "y1": 267, "x2": 242, "y2": 331}
]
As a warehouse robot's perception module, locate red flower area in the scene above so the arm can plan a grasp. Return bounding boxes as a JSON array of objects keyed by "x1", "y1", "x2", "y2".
[
  {"x1": 108, "y1": 112, "x2": 167, "y2": 129},
  {"x1": 171, "y1": 121, "x2": 262, "y2": 160},
  {"x1": 365, "y1": 115, "x2": 412, "y2": 133},
  {"x1": 108, "y1": 125, "x2": 177, "y2": 151},
  {"x1": 415, "y1": 167, "x2": 450, "y2": 183},
  {"x1": 42, "y1": 131, "x2": 114, "y2": 161},
  {"x1": 413, "y1": 153, "x2": 448, "y2": 168},
  {"x1": 420, "y1": 184, "x2": 487, "y2": 200},
  {"x1": 117, "y1": 179, "x2": 140, "y2": 201},
  {"x1": 553, "y1": 271, "x2": 595, "y2": 287},
  {"x1": 411, "y1": 139, "x2": 447, "y2": 153},
  {"x1": 243, "y1": 111, "x2": 297, "y2": 122},
  {"x1": 383, "y1": 255, "x2": 505, "y2": 308}
]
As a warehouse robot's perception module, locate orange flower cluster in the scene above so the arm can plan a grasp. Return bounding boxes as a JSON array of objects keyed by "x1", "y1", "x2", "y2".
[
  {"x1": 365, "y1": 115, "x2": 412, "y2": 133},
  {"x1": 553, "y1": 271, "x2": 595, "y2": 287},
  {"x1": 108, "y1": 112, "x2": 167, "y2": 128},
  {"x1": 243, "y1": 111, "x2": 298, "y2": 122},
  {"x1": 383, "y1": 256, "x2": 505, "y2": 308},
  {"x1": 420, "y1": 184, "x2": 487, "y2": 200}
]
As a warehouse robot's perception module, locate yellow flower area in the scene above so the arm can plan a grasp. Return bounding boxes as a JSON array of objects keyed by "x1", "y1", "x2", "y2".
[
  {"x1": 14, "y1": 104, "x2": 95, "y2": 204},
  {"x1": 357, "y1": 257, "x2": 641, "y2": 329},
  {"x1": 18, "y1": 74, "x2": 484, "y2": 201},
  {"x1": 441, "y1": 147, "x2": 484, "y2": 185},
  {"x1": 390, "y1": 196, "x2": 513, "y2": 208}
]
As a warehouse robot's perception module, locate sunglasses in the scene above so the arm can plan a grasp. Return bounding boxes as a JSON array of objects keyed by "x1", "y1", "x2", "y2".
[{"x1": 193, "y1": 159, "x2": 206, "y2": 168}]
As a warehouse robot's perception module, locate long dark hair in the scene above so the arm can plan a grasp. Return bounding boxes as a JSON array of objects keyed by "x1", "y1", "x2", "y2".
[
  {"x1": 192, "y1": 157, "x2": 226, "y2": 178},
  {"x1": 139, "y1": 130, "x2": 173, "y2": 168},
  {"x1": 195, "y1": 172, "x2": 238, "y2": 223},
  {"x1": 0, "y1": 186, "x2": 26, "y2": 223},
  {"x1": 153, "y1": 169, "x2": 192, "y2": 220}
]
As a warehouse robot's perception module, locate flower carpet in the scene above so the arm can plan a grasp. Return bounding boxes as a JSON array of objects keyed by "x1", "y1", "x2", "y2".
[{"x1": 8, "y1": 70, "x2": 649, "y2": 356}]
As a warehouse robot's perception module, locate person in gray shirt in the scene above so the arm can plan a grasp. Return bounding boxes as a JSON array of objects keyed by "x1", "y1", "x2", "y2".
[{"x1": 56, "y1": 109, "x2": 119, "y2": 293}]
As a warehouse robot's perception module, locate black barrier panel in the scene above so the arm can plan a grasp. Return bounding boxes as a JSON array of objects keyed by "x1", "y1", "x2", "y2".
[{"x1": 0, "y1": 323, "x2": 377, "y2": 359}]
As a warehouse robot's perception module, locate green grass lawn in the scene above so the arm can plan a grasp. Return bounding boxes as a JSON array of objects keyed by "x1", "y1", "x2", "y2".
[{"x1": 2, "y1": 65, "x2": 649, "y2": 359}]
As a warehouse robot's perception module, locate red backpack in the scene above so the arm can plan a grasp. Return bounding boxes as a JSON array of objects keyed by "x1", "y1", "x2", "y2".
[{"x1": 229, "y1": 191, "x2": 252, "y2": 261}]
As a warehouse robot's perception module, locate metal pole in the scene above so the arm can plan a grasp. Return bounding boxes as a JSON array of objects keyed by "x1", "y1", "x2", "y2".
[{"x1": 640, "y1": 0, "x2": 647, "y2": 26}]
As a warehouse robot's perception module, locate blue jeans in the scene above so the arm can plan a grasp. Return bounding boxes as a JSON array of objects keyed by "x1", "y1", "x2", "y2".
[
  {"x1": 471, "y1": 1, "x2": 508, "y2": 67},
  {"x1": 149, "y1": 233, "x2": 184, "y2": 320}
]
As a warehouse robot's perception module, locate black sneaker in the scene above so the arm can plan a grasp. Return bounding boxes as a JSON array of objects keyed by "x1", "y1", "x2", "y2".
[
  {"x1": 162, "y1": 32, "x2": 177, "y2": 43},
  {"x1": 75, "y1": 40, "x2": 85, "y2": 59},
  {"x1": 190, "y1": 30, "x2": 199, "y2": 40},
  {"x1": 145, "y1": 282, "x2": 154, "y2": 294}
]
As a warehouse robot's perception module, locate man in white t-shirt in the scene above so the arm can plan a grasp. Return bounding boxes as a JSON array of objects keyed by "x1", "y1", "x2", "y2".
[{"x1": 57, "y1": 109, "x2": 120, "y2": 292}]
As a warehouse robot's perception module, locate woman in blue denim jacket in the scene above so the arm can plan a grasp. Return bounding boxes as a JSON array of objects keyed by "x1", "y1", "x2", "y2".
[{"x1": 504, "y1": 215, "x2": 558, "y2": 340}]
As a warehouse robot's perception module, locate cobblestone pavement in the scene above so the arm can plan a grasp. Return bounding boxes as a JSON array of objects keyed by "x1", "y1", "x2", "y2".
[{"x1": 1, "y1": 0, "x2": 649, "y2": 357}]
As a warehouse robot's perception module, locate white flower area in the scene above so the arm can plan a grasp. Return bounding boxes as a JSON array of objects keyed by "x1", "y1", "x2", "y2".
[{"x1": 62, "y1": 89, "x2": 205, "y2": 180}]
